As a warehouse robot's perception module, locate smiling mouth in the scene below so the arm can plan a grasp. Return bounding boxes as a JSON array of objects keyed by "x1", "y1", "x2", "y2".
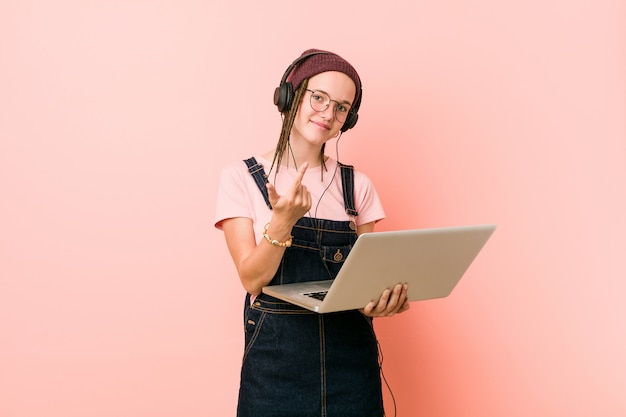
[{"x1": 311, "y1": 120, "x2": 331, "y2": 130}]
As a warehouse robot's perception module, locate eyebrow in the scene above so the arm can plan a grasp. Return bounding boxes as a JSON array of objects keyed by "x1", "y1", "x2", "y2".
[{"x1": 309, "y1": 88, "x2": 353, "y2": 105}]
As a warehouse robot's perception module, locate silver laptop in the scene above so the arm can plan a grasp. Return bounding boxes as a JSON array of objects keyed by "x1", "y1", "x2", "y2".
[{"x1": 262, "y1": 224, "x2": 496, "y2": 313}]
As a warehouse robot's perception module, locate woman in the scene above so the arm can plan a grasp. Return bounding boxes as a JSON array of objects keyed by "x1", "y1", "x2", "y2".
[{"x1": 215, "y1": 48, "x2": 410, "y2": 417}]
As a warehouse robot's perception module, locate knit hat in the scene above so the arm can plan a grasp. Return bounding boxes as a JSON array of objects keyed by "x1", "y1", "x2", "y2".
[{"x1": 288, "y1": 48, "x2": 361, "y2": 101}]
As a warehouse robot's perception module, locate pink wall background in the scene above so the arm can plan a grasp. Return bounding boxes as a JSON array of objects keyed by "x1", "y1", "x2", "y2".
[{"x1": 1, "y1": 1, "x2": 624, "y2": 416}]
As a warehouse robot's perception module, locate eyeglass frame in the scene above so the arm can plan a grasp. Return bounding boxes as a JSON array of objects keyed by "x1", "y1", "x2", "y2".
[{"x1": 305, "y1": 89, "x2": 353, "y2": 123}]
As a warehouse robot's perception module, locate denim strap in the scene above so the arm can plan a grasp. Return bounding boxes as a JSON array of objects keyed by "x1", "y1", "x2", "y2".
[
  {"x1": 243, "y1": 157, "x2": 272, "y2": 209},
  {"x1": 338, "y1": 162, "x2": 359, "y2": 216}
]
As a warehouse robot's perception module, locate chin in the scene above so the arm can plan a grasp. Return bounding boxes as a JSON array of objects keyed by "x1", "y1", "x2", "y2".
[
  {"x1": 302, "y1": 130, "x2": 331, "y2": 143},
  {"x1": 311, "y1": 134, "x2": 336, "y2": 146}
]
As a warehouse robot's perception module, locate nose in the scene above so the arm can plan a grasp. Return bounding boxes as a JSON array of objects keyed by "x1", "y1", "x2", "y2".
[{"x1": 319, "y1": 102, "x2": 336, "y2": 120}]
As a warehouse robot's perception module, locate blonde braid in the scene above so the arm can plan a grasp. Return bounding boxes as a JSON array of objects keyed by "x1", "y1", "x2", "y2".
[{"x1": 269, "y1": 79, "x2": 309, "y2": 177}]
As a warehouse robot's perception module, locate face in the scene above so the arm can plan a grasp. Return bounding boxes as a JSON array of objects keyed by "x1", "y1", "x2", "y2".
[{"x1": 290, "y1": 71, "x2": 357, "y2": 147}]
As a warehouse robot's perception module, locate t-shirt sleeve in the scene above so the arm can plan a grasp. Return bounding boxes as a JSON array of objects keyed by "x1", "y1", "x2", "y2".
[
  {"x1": 353, "y1": 171, "x2": 386, "y2": 226},
  {"x1": 214, "y1": 163, "x2": 254, "y2": 230}
]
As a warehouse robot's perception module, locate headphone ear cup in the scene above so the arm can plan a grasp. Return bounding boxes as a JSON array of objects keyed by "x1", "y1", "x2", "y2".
[
  {"x1": 340, "y1": 111, "x2": 358, "y2": 132},
  {"x1": 340, "y1": 86, "x2": 361, "y2": 132},
  {"x1": 273, "y1": 82, "x2": 294, "y2": 113}
]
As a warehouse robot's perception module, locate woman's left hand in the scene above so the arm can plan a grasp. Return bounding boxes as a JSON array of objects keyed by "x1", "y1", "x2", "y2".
[{"x1": 361, "y1": 283, "x2": 411, "y2": 318}]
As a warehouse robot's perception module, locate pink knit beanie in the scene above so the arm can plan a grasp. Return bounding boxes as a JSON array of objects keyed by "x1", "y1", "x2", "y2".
[{"x1": 288, "y1": 49, "x2": 361, "y2": 97}]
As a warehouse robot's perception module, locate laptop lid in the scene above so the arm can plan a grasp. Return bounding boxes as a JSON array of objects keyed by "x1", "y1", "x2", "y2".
[{"x1": 262, "y1": 224, "x2": 496, "y2": 313}]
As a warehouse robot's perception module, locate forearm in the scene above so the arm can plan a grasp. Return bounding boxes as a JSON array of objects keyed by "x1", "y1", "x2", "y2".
[
  {"x1": 224, "y1": 217, "x2": 295, "y2": 296},
  {"x1": 237, "y1": 229, "x2": 291, "y2": 295}
]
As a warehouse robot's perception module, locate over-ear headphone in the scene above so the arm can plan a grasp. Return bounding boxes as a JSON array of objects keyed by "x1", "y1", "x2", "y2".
[{"x1": 273, "y1": 51, "x2": 362, "y2": 132}]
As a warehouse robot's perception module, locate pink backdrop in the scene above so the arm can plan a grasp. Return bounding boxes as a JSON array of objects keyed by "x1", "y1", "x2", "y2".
[{"x1": 1, "y1": 1, "x2": 624, "y2": 416}]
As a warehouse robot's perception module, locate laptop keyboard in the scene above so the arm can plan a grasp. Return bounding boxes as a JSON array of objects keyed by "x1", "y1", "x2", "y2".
[{"x1": 303, "y1": 291, "x2": 328, "y2": 301}]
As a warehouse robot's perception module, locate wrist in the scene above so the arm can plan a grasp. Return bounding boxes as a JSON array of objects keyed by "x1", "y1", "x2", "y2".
[{"x1": 262, "y1": 223, "x2": 293, "y2": 248}]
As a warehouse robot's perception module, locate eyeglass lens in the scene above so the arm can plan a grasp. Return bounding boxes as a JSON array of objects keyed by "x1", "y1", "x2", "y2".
[{"x1": 308, "y1": 90, "x2": 350, "y2": 123}]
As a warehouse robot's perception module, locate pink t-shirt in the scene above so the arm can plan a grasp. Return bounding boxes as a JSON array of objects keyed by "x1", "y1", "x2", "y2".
[{"x1": 214, "y1": 156, "x2": 385, "y2": 243}]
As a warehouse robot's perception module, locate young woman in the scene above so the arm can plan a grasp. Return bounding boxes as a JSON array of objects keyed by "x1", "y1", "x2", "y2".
[{"x1": 215, "y1": 48, "x2": 410, "y2": 417}]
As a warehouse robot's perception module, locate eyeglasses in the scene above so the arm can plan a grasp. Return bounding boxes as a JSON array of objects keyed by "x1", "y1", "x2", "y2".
[{"x1": 305, "y1": 89, "x2": 352, "y2": 123}]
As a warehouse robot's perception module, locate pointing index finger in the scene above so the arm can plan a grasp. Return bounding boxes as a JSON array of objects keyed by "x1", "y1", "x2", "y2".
[{"x1": 293, "y1": 162, "x2": 308, "y2": 185}]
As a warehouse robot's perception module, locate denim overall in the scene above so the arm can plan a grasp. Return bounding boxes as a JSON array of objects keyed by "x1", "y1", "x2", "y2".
[{"x1": 237, "y1": 158, "x2": 383, "y2": 417}]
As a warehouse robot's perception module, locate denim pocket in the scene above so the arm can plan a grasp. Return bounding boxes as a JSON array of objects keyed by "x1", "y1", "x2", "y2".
[
  {"x1": 321, "y1": 245, "x2": 352, "y2": 264},
  {"x1": 242, "y1": 301, "x2": 265, "y2": 361}
]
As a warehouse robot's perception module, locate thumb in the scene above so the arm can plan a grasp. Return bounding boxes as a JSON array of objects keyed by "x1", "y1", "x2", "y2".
[{"x1": 266, "y1": 182, "x2": 280, "y2": 205}]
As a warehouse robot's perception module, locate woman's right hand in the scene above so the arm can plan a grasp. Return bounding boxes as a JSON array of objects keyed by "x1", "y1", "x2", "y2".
[
  {"x1": 266, "y1": 162, "x2": 312, "y2": 227},
  {"x1": 222, "y1": 162, "x2": 313, "y2": 296}
]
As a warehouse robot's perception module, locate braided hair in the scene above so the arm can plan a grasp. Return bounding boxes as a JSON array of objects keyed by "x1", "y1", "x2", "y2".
[{"x1": 268, "y1": 78, "x2": 328, "y2": 180}]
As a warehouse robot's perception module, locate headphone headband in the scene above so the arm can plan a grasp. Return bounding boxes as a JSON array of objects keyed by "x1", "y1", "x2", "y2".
[{"x1": 278, "y1": 52, "x2": 330, "y2": 87}]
